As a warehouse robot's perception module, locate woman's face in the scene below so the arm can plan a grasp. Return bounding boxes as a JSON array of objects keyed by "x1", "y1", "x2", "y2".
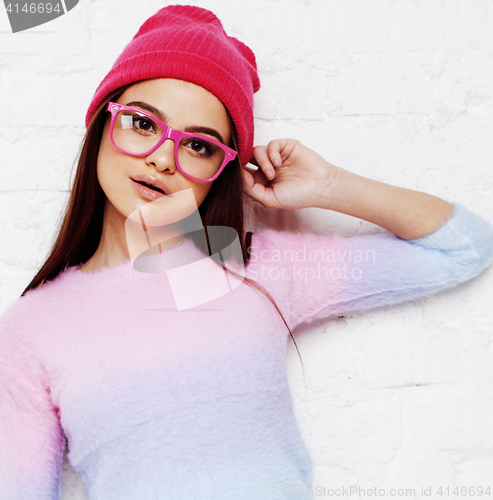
[{"x1": 97, "y1": 78, "x2": 232, "y2": 224}]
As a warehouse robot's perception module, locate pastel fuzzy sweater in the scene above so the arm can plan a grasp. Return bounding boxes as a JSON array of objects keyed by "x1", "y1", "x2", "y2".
[{"x1": 1, "y1": 203, "x2": 493, "y2": 500}]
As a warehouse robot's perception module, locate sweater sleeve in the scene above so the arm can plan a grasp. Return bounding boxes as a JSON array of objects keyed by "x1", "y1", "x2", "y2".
[
  {"x1": 245, "y1": 202, "x2": 493, "y2": 331},
  {"x1": 0, "y1": 306, "x2": 65, "y2": 500}
]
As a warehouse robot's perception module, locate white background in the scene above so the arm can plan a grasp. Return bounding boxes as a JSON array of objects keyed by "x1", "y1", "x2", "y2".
[{"x1": 1, "y1": 0, "x2": 493, "y2": 497}]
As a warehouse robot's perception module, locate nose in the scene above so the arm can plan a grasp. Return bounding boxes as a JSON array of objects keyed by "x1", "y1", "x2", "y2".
[{"x1": 145, "y1": 139, "x2": 177, "y2": 174}]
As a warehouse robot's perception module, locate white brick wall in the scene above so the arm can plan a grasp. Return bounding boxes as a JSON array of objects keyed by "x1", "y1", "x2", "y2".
[{"x1": 1, "y1": 1, "x2": 493, "y2": 497}]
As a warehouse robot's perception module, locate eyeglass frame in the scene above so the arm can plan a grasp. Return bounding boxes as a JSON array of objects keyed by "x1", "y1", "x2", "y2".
[{"x1": 106, "y1": 102, "x2": 238, "y2": 182}]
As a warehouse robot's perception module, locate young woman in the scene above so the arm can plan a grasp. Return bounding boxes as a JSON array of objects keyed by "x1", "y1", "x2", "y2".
[{"x1": 1, "y1": 5, "x2": 492, "y2": 500}]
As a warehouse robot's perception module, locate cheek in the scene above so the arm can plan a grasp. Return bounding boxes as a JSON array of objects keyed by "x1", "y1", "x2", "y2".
[{"x1": 193, "y1": 181, "x2": 214, "y2": 207}]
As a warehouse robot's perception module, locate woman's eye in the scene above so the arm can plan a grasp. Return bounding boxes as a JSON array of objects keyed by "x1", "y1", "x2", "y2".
[
  {"x1": 185, "y1": 139, "x2": 206, "y2": 154},
  {"x1": 190, "y1": 140, "x2": 207, "y2": 153},
  {"x1": 133, "y1": 116, "x2": 156, "y2": 133},
  {"x1": 185, "y1": 138, "x2": 215, "y2": 155}
]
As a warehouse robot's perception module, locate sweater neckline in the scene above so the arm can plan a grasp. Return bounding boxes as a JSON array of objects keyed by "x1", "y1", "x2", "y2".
[{"x1": 55, "y1": 236, "x2": 202, "y2": 290}]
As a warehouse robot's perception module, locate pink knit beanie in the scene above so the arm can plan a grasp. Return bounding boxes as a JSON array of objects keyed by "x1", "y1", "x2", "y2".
[{"x1": 85, "y1": 5, "x2": 260, "y2": 167}]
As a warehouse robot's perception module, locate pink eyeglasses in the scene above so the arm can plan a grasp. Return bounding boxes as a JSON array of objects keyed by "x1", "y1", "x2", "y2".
[{"x1": 106, "y1": 102, "x2": 237, "y2": 182}]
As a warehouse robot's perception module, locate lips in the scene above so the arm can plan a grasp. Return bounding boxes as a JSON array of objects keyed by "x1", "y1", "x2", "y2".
[{"x1": 130, "y1": 175, "x2": 171, "y2": 196}]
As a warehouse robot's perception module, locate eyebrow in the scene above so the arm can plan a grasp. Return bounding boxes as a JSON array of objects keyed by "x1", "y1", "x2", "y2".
[{"x1": 124, "y1": 101, "x2": 226, "y2": 144}]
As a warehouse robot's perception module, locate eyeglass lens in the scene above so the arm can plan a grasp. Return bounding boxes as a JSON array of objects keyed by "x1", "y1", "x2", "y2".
[{"x1": 112, "y1": 110, "x2": 226, "y2": 180}]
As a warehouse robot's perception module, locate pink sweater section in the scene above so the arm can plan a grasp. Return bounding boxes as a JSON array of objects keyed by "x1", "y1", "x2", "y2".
[{"x1": 1, "y1": 202, "x2": 493, "y2": 499}]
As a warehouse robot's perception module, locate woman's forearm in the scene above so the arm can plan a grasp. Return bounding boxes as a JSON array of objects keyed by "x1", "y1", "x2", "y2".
[
  {"x1": 247, "y1": 139, "x2": 456, "y2": 239},
  {"x1": 321, "y1": 166, "x2": 456, "y2": 240}
]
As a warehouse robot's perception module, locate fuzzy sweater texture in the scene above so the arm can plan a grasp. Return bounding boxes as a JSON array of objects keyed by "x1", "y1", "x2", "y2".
[{"x1": 1, "y1": 203, "x2": 493, "y2": 500}]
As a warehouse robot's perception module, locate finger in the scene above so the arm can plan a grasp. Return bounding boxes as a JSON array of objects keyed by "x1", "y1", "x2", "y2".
[
  {"x1": 251, "y1": 145, "x2": 276, "y2": 180},
  {"x1": 245, "y1": 162, "x2": 272, "y2": 185},
  {"x1": 242, "y1": 168, "x2": 278, "y2": 208},
  {"x1": 249, "y1": 145, "x2": 265, "y2": 168},
  {"x1": 266, "y1": 139, "x2": 287, "y2": 169},
  {"x1": 242, "y1": 167, "x2": 268, "y2": 193}
]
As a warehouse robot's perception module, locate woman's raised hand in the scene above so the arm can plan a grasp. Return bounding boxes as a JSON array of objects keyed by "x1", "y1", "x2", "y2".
[
  {"x1": 243, "y1": 139, "x2": 337, "y2": 210},
  {"x1": 243, "y1": 138, "x2": 455, "y2": 240}
]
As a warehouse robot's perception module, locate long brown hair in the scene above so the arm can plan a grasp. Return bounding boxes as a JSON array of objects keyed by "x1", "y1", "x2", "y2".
[{"x1": 22, "y1": 84, "x2": 304, "y2": 365}]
